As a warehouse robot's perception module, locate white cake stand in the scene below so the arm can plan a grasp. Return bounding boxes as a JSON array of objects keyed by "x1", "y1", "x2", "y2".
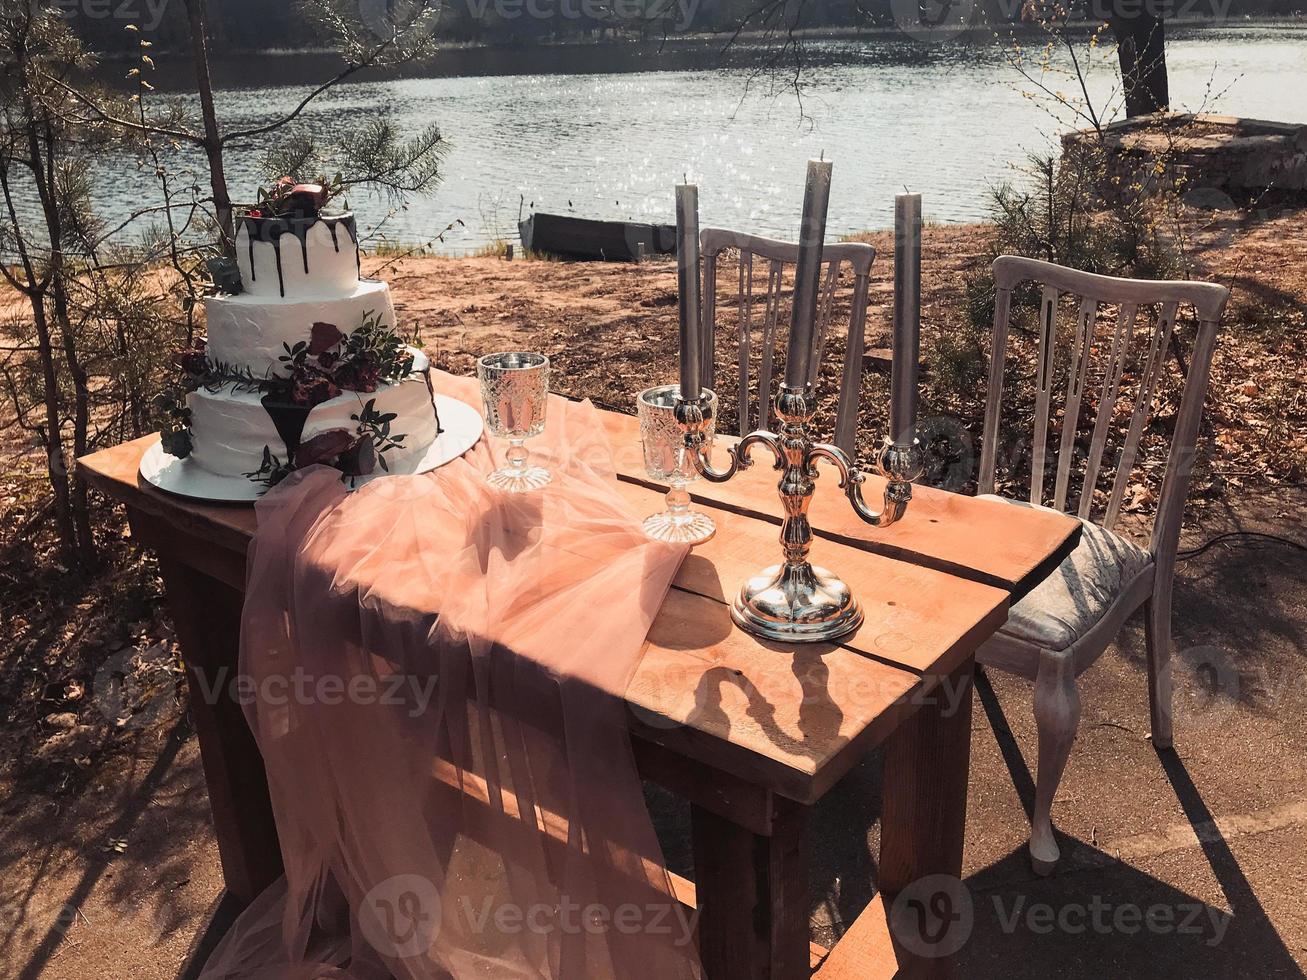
[{"x1": 139, "y1": 394, "x2": 484, "y2": 505}]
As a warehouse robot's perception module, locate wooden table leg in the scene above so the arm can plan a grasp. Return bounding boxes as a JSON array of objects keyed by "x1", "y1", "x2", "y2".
[
  {"x1": 156, "y1": 552, "x2": 283, "y2": 906},
  {"x1": 692, "y1": 794, "x2": 810, "y2": 980},
  {"x1": 877, "y1": 655, "x2": 975, "y2": 979}
]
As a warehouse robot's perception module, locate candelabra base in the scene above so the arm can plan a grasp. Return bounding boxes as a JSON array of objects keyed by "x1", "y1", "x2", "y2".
[{"x1": 731, "y1": 561, "x2": 864, "y2": 644}]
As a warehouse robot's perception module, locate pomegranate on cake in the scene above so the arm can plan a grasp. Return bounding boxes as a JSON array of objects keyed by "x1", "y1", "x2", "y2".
[{"x1": 158, "y1": 178, "x2": 440, "y2": 487}]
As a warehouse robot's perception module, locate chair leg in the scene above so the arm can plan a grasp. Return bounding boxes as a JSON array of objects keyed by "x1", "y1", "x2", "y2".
[
  {"x1": 1144, "y1": 587, "x2": 1174, "y2": 750},
  {"x1": 1030, "y1": 649, "x2": 1081, "y2": 876}
]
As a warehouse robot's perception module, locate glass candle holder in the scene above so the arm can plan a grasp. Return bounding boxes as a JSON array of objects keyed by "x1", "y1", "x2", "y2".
[{"x1": 637, "y1": 384, "x2": 717, "y2": 545}]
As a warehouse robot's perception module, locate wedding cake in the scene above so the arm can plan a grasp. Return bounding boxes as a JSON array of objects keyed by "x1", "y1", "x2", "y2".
[{"x1": 159, "y1": 181, "x2": 440, "y2": 487}]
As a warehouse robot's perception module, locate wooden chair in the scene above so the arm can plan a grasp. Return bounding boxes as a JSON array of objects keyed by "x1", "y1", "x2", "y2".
[
  {"x1": 698, "y1": 228, "x2": 876, "y2": 455},
  {"x1": 976, "y1": 255, "x2": 1230, "y2": 873}
]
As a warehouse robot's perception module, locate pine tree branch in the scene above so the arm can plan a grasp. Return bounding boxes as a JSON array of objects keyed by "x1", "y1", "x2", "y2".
[{"x1": 40, "y1": 73, "x2": 205, "y2": 145}]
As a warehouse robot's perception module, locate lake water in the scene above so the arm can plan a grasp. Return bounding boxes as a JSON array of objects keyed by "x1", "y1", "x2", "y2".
[{"x1": 125, "y1": 25, "x2": 1307, "y2": 251}]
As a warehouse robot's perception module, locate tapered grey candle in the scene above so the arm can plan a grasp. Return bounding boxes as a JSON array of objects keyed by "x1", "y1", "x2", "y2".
[
  {"x1": 785, "y1": 159, "x2": 833, "y2": 388},
  {"x1": 891, "y1": 193, "x2": 922, "y2": 446},
  {"x1": 676, "y1": 183, "x2": 702, "y2": 401}
]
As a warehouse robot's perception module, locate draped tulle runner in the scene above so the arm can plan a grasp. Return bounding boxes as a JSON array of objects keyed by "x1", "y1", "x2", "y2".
[{"x1": 199, "y1": 377, "x2": 702, "y2": 980}]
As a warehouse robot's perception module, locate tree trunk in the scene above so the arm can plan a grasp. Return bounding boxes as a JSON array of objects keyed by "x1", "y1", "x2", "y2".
[
  {"x1": 1110, "y1": 9, "x2": 1169, "y2": 117},
  {"x1": 185, "y1": 0, "x2": 235, "y2": 252},
  {"x1": 52, "y1": 277, "x2": 97, "y2": 566},
  {"x1": 32, "y1": 112, "x2": 99, "y2": 567},
  {"x1": 1, "y1": 47, "x2": 78, "y2": 559},
  {"x1": 28, "y1": 296, "x2": 78, "y2": 555}
]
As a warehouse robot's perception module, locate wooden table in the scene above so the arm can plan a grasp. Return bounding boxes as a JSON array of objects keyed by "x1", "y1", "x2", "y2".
[{"x1": 78, "y1": 374, "x2": 1079, "y2": 980}]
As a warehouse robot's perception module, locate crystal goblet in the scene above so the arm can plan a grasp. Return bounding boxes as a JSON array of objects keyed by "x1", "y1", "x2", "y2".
[
  {"x1": 477, "y1": 351, "x2": 552, "y2": 492},
  {"x1": 638, "y1": 384, "x2": 717, "y2": 544}
]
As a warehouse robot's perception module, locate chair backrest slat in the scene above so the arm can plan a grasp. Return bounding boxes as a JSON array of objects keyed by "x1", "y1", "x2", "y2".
[
  {"x1": 700, "y1": 242, "x2": 719, "y2": 394},
  {"x1": 1079, "y1": 302, "x2": 1138, "y2": 519},
  {"x1": 1052, "y1": 296, "x2": 1099, "y2": 512},
  {"x1": 756, "y1": 258, "x2": 785, "y2": 429},
  {"x1": 984, "y1": 255, "x2": 1229, "y2": 554},
  {"x1": 1030, "y1": 284, "x2": 1060, "y2": 505},
  {"x1": 1104, "y1": 300, "x2": 1180, "y2": 529},
  {"x1": 813, "y1": 259, "x2": 840, "y2": 385},
  {"x1": 836, "y1": 262, "x2": 873, "y2": 454},
  {"x1": 978, "y1": 283, "x2": 1014, "y2": 495},
  {"x1": 736, "y1": 251, "x2": 753, "y2": 434},
  {"x1": 700, "y1": 228, "x2": 876, "y2": 454}
]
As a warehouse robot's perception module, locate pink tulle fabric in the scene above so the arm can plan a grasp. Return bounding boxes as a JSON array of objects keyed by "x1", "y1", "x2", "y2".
[{"x1": 199, "y1": 377, "x2": 701, "y2": 980}]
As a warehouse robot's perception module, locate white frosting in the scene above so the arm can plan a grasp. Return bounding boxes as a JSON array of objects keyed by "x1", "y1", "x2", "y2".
[
  {"x1": 205, "y1": 279, "x2": 396, "y2": 378},
  {"x1": 236, "y1": 216, "x2": 359, "y2": 299},
  {"x1": 188, "y1": 352, "x2": 439, "y2": 479}
]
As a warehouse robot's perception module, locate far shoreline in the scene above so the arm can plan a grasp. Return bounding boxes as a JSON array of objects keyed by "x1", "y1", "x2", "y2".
[{"x1": 105, "y1": 16, "x2": 1305, "y2": 92}]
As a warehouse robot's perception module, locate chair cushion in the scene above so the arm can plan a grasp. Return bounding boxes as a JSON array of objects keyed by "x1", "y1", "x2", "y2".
[{"x1": 979, "y1": 495, "x2": 1152, "y2": 652}]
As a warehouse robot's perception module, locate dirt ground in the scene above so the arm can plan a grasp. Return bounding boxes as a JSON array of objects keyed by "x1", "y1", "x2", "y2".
[{"x1": 1, "y1": 215, "x2": 1305, "y2": 978}]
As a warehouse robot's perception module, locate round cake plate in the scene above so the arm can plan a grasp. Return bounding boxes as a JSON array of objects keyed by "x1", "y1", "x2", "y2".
[{"x1": 139, "y1": 394, "x2": 485, "y2": 505}]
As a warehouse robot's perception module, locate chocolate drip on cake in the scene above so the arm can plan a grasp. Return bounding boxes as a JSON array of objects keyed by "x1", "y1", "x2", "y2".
[
  {"x1": 423, "y1": 371, "x2": 443, "y2": 437},
  {"x1": 260, "y1": 396, "x2": 313, "y2": 461},
  {"x1": 272, "y1": 237, "x2": 285, "y2": 297},
  {"x1": 238, "y1": 213, "x2": 360, "y2": 297}
]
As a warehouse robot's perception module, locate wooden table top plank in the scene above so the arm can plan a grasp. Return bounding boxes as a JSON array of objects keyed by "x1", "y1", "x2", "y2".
[
  {"x1": 632, "y1": 588, "x2": 925, "y2": 804},
  {"x1": 597, "y1": 409, "x2": 1081, "y2": 600},
  {"x1": 79, "y1": 371, "x2": 1092, "y2": 803},
  {"x1": 611, "y1": 481, "x2": 1007, "y2": 802},
  {"x1": 81, "y1": 434, "x2": 256, "y2": 551},
  {"x1": 82, "y1": 435, "x2": 1008, "y2": 803},
  {"x1": 83, "y1": 372, "x2": 1082, "y2": 605},
  {"x1": 611, "y1": 479, "x2": 1007, "y2": 677},
  {"x1": 82, "y1": 435, "x2": 1009, "y2": 680}
]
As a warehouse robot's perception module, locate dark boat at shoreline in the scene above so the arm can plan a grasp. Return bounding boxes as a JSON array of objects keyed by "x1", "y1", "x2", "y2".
[{"x1": 518, "y1": 213, "x2": 677, "y2": 262}]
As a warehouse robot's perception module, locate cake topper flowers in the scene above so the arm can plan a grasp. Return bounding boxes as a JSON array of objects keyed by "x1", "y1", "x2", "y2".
[{"x1": 249, "y1": 174, "x2": 347, "y2": 220}]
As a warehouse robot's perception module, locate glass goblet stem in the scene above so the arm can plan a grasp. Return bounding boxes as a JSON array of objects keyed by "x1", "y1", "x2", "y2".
[
  {"x1": 665, "y1": 482, "x2": 693, "y2": 523},
  {"x1": 506, "y1": 439, "x2": 529, "y2": 475}
]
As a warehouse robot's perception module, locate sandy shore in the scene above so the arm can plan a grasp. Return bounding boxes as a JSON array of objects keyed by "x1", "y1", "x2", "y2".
[{"x1": 368, "y1": 216, "x2": 1305, "y2": 501}]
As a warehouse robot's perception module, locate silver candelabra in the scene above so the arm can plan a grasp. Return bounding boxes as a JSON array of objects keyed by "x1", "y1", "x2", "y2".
[
  {"x1": 669, "y1": 163, "x2": 925, "y2": 644},
  {"x1": 676, "y1": 383, "x2": 924, "y2": 644}
]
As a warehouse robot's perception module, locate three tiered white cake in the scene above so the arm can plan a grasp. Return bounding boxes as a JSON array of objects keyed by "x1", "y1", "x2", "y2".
[{"x1": 165, "y1": 193, "x2": 441, "y2": 486}]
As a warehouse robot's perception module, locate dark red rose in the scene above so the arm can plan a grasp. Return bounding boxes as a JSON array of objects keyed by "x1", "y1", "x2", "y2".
[
  {"x1": 316, "y1": 350, "x2": 339, "y2": 370},
  {"x1": 335, "y1": 361, "x2": 381, "y2": 393},
  {"x1": 331, "y1": 358, "x2": 379, "y2": 394},
  {"x1": 309, "y1": 321, "x2": 344, "y2": 355},
  {"x1": 292, "y1": 374, "x2": 341, "y2": 407},
  {"x1": 294, "y1": 429, "x2": 358, "y2": 468},
  {"x1": 173, "y1": 340, "x2": 208, "y2": 376}
]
